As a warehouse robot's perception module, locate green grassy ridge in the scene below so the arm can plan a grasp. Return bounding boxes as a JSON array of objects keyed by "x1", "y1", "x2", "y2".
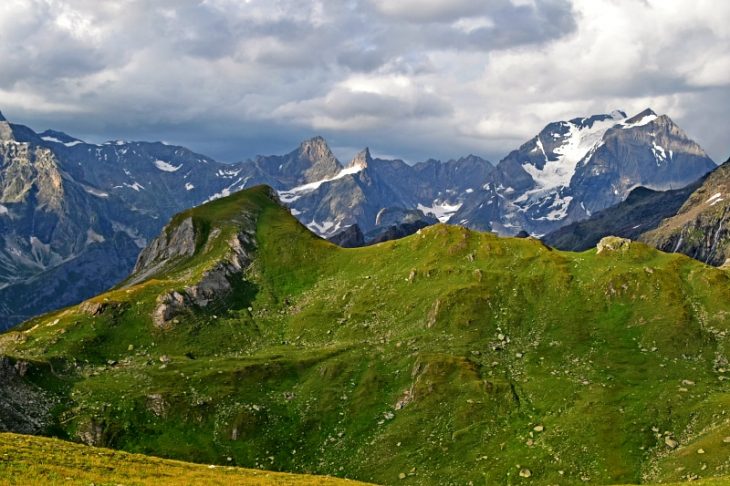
[
  {"x1": 0, "y1": 432, "x2": 371, "y2": 485},
  {"x1": 1, "y1": 186, "x2": 730, "y2": 485}
]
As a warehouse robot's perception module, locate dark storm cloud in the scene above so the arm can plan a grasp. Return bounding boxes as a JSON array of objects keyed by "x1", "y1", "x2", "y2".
[{"x1": 0, "y1": 0, "x2": 726, "y2": 164}]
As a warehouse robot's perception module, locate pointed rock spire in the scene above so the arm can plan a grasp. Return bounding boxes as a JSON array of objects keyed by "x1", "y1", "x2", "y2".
[
  {"x1": 348, "y1": 147, "x2": 372, "y2": 169},
  {"x1": 298, "y1": 136, "x2": 335, "y2": 162},
  {"x1": 295, "y1": 136, "x2": 342, "y2": 182},
  {"x1": 0, "y1": 110, "x2": 14, "y2": 142}
]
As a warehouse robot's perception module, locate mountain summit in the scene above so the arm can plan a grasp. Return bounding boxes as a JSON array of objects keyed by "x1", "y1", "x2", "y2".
[{"x1": 452, "y1": 108, "x2": 715, "y2": 235}]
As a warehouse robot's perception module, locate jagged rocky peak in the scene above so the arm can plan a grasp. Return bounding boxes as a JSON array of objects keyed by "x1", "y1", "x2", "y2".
[
  {"x1": 298, "y1": 136, "x2": 332, "y2": 159},
  {"x1": 296, "y1": 136, "x2": 342, "y2": 181},
  {"x1": 348, "y1": 147, "x2": 372, "y2": 169},
  {"x1": 0, "y1": 110, "x2": 15, "y2": 142}
]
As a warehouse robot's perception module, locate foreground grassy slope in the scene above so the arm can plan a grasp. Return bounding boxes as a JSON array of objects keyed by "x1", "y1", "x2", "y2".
[
  {"x1": 2, "y1": 186, "x2": 730, "y2": 485},
  {"x1": 0, "y1": 432, "x2": 369, "y2": 485}
]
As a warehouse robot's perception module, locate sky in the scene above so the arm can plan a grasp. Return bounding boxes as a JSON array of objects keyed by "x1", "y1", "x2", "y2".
[{"x1": 0, "y1": 0, "x2": 727, "y2": 164}]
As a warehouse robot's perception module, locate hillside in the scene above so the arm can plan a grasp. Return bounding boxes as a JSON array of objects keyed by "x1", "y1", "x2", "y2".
[
  {"x1": 1, "y1": 186, "x2": 730, "y2": 485},
  {"x1": 0, "y1": 432, "x2": 369, "y2": 485},
  {"x1": 641, "y1": 159, "x2": 730, "y2": 266}
]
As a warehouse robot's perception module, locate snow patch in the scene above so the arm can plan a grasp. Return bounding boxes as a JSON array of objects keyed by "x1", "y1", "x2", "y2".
[
  {"x1": 278, "y1": 164, "x2": 365, "y2": 203},
  {"x1": 307, "y1": 219, "x2": 336, "y2": 234},
  {"x1": 41, "y1": 136, "x2": 84, "y2": 147},
  {"x1": 86, "y1": 228, "x2": 105, "y2": 244},
  {"x1": 154, "y1": 159, "x2": 182, "y2": 172},
  {"x1": 707, "y1": 192, "x2": 724, "y2": 206},
  {"x1": 123, "y1": 182, "x2": 145, "y2": 192},
  {"x1": 417, "y1": 201, "x2": 463, "y2": 223},
  {"x1": 620, "y1": 113, "x2": 658, "y2": 129},
  {"x1": 0, "y1": 204, "x2": 7, "y2": 216},
  {"x1": 523, "y1": 113, "x2": 624, "y2": 192},
  {"x1": 652, "y1": 141, "x2": 667, "y2": 164},
  {"x1": 83, "y1": 185, "x2": 109, "y2": 198}
]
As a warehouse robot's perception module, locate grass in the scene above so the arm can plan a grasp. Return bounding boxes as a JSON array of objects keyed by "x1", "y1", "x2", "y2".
[
  {"x1": 1, "y1": 185, "x2": 730, "y2": 485},
  {"x1": 0, "y1": 432, "x2": 370, "y2": 485}
]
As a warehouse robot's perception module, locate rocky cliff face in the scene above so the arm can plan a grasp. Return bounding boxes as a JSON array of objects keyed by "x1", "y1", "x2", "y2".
[
  {"x1": 640, "y1": 158, "x2": 730, "y2": 266},
  {"x1": 0, "y1": 125, "x2": 147, "y2": 328}
]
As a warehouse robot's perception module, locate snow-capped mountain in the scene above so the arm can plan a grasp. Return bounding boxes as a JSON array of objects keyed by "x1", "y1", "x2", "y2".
[{"x1": 452, "y1": 109, "x2": 716, "y2": 235}]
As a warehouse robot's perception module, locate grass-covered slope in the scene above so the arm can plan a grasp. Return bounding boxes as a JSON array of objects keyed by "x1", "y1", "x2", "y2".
[
  {"x1": 1, "y1": 186, "x2": 730, "y2": 485},
  {"x1": 0, "y1": 432, "x2": 369, "y2": 485}
]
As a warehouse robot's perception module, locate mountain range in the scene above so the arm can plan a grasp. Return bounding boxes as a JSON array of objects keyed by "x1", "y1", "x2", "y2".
[{"x1": 0, "y1": 108, "x2": 716, "y2": 327}]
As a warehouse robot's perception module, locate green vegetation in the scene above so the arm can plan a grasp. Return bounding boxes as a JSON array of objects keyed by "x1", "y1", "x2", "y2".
[
  {"x1": 0, "y1": 432, "x2": 369, "y2": 485},
  {"x1": 2, "y1": 185, "x2": 730, "y2": 485}
]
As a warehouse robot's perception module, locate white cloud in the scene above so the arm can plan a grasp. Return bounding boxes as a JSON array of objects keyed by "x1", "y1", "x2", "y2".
[{"x1": 0, "y1": 0, "x2": 725, "y2": 165}]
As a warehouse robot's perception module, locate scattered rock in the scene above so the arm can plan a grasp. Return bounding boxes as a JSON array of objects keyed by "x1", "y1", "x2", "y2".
[
  {"x1": 398, "y1": 472, "x2": 406, "y2": 480},
  {"x1": 519, "y1": 468, "x2": 532, "y2": 478},
  {"x1": 533, "y1": 425, "x2": 544, "y2": 432},
  {"x1": 697, "y1": 448, "x2": 705, "y2": 454},
  {"x1": 665, "y1": 436, "x2": 679, "y2": 449}
]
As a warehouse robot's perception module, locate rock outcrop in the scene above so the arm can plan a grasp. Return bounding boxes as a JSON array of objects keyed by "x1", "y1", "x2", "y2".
[
  {"x1": 596, "y1": 236, "x2": 632, "y2": 254},
  {"x1": 0, "y1": 357, "x2": 56, "y2": 434}
]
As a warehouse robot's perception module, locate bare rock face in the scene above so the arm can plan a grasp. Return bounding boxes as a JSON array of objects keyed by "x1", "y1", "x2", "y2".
[
  {"x1": 77, "y1": 418, "x2": 105, "y2": 446},
  {"x1": 596, "y1": 236, "x2": 632, "y2": 254},
  {"x1": 131, "y1": 217, "x2": 197, "y2": 283},
  {"x1": 0, "y1": 357, "x2": 56, "y2": 434}
]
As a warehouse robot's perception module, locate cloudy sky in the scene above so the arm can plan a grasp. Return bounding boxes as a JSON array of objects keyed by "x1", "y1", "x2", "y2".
[{"x1": 0, "y1": 0, "x2": 727, "y2": 164}]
